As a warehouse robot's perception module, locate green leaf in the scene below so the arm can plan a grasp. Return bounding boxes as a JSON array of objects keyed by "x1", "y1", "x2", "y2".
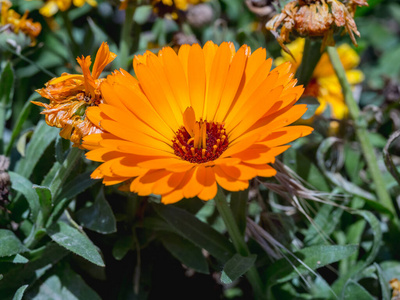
[
  {"x1": 9, "y1": 171, "x2": 40, "y2": 221},
  {"x1": 0, "y1": 61, "x2": 14, "y2": 106},
  {"x1": 303, "y1": 203, "x2": 343, "y2": 245},
  {"x1": 230, "y1": 190, "x2": 248, "y2": 235},
  {"x1": 383, "y1": 129, "x2": 400, "y2": 186},
  {"x1": 33, "y1": 185, "x2": 53, "y2": 224},
  {"x1": 15, "y1": 120, "x2": 59, "y2": 178},
  {"x1": 112, "y1": 236, "x2": 134, "y2": 261},
  {"x1": 75, "y1": 189, "x2": 116, "y2": 234},
  {"x1": 0, "y1": 254, "x2": 29, "y2": 264},
  {"x1": 333, "y1": 211, "x2": 382, "y2": 294},
  {"x1": 342, "y1": 281, "x2": 374, "y2": 300},
  {"x1": 298, "y1": 96, "x2": 320, "y2": 120},
  {"x1": 375, "y1": 263, "x2": 391, "y2": 300},
  {"x1": 0, "y1": 243, "x2": 68, "y2": 294},
  {"x1": 11, "y1": 285, "x2": 28, "y2": 300},
  {"x1": 316, "y1": 137, "x2": 380, "y2": 203},
  {"x1": 48, "y1": 148, "x2": 82, "y2": 198},
  {"x1": 26, "y1": 263, "x2": 101, "y2": 300},
  {"x1": 0, "y1": 230, "x2": 28, "y2": 257},
  {"x1": 221, "y1": 254, "x2": 256, "y2": 284},
  {"x1": 264, "y1": 245, "x2": 358, "y2": 286},
  {"x1": 159, "y1": 232, "x2": 209, "y2": 274},
  {"x1": 4, "y1": 93, "x2": 36, "y2": 156},
  {"x1": 133, "y1": 5, "x2": 152, "y2": 24},
  {"x1": 47, "y1": 222, "x2": 105, "y2": 267},
  {"x1": 152, "y1": 203, "x2": 234, "y2": 263}
]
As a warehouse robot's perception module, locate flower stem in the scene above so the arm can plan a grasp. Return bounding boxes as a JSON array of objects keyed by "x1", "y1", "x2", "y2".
[
  {"x1": 61, "y1": 11, "x2": 79, "y2": 59},
  {"x1": 119, "y1": 6, "x2": 135, "y2": 70},
  {"x1": 327, "y1": 46, "x2": 397, "y2": 220},
  {"x1": 214, "y1": 187, "x2": 265, "y2": 299},
  {"x1": 295, "y1": 38, "x2": 322, "y2": 86}
]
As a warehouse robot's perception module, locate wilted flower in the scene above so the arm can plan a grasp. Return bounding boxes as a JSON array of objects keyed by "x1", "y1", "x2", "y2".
[
  {"x1": 33, "y1": 42, "x2": 116, "y2": 147},
  {"x1": 266, "y1": 0, "x2": 368, "y2": 53},
  {"x1": 38, "y1": 0, "x2": 97, "y2": 17},
  {"x1": 82, "y1": 41, "x2": 313, "y2": 204},
  {"x1": 0, "y1": 0, "x2": 41, "y2": 46},
  {"x1": 275, "y1": 38, "x2": 364, "y2": 121}
]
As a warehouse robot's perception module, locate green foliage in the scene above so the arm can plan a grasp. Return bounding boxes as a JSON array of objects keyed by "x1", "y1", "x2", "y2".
[
  {"x1": 47, "y1": 222, "x2": 105, "y2": 267},
  {"x1": 1, "y1": 0, "x2": 400, "y2": 299}
]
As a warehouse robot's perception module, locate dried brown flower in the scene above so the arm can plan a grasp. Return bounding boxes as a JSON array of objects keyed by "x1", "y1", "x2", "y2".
[{"x1": 266, "y1": 0, "x2": 368, "y2": 54}]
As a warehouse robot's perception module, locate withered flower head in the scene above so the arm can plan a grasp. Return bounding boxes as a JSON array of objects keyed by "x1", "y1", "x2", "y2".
[
  {"x1": 33, "y1": 42, "x2": 116, "y2": 148},
  {"x1": 266, "y1": 0, "x2": 368, "y2": 53},
  {"x1": 0, "y1": 0, "x2": 42, "y2": 46}
]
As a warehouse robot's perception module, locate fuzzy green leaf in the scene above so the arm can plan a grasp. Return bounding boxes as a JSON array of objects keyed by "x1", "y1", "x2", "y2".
[
  {"x1": 11, "y1": 285, "x2": 28, "y2": 300},
  {"x1": 160, "y1": 232, "x2": 209, "y2": 274},
  {"x1": 26, "y1": 263, "x2": 101, "y2": 300},
  {"x1": 153, "y1": 203, "x2": 234, "y2": 263},
  {"x1": 342, "y1": 281, "x2": 374, "y2": 300},
  {"x1": 0, "y1": 61, "x2": 14, "y2": 106},
  {"x1": 221, "y1": 254, "x2": 257, "y2": 284},
  {"x1": 75, "y1": 189, "x2": 116, "y2": 234},
  {"x1": 47, "y1": 222, "x2": 105, "y2": 267},
  {"x1": 9, "y1": 171, "x2": 40, "y2": 221},
  {"x1": 265, "y1": 245, "x2": 358, "y2": 286},
  {"x1": 15, "y1": 120, "x2": 59, "y2": 178},
  {"x1": 0, "y1": 230, "x2": 28, "y2": 258}
]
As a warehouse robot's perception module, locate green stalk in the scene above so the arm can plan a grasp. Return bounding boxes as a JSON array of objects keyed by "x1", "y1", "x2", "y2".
[
  {"x1": 61, "y1": 11, "x2": 79, "y2": 59},
  {"x1": 295, "y1": 39, "x2": 322, "y2": 86},
  {"x1": 214, "y1": 187, "x2": 265, "y2": 299},
  {"x1": 119, "y1": 6, "x2": 135, "y2": 70},
  {"x1": 327, "y1": 46, "x2": 397, "y2": 219},
  {"x1": 0, "y1": 103, "x2": 5, "y2": 153}
]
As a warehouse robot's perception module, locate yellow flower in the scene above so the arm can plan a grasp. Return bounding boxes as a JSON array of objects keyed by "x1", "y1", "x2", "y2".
[
  {"x1": 82, "y1": 41, "x2": 312, "y2": 204},
  {"x1": 33, "y1": 42, "x2": 116, "y2": 147},
  {"x1": 151, "y1": 0, "x2": 208, "y2": 19},
  {"x1": 39, "y1": 0, "x2": 97, "y2": 17},
  {"x1": 0, "y1": 0, "x2": 42, "y2": 45},
  {"x1": 275, "y1": 38, "x2": 364, "y2": 120}
]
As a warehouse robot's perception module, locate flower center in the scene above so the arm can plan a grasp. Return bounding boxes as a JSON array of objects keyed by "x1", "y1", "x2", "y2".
[
  {"x1": 172, "y1": 107, "x2": 229, "y2": 163},
  {"x1": 304, "y1": 78, "x2": 320, "y2": 98}
]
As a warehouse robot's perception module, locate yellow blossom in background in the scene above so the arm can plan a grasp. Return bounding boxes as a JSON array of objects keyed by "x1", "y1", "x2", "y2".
[
  {"x1": 275, "y1": 38, "x2": 364, "y2": 120},
  {"x1": 38, "y1": 0, "x2": 97, "y2": 17},
  {"x1": 33, "y1": 42, "x2": 116, "y2": 147},
  {"x1": 0, "y1": 0, "x2": 42, "y2": 45},
  {"x1": 151, "y1": 0, "x2": 208, "y2": 19},
  {"x1": 82, "y1": 41, "x2": 312, "y2": 204}
]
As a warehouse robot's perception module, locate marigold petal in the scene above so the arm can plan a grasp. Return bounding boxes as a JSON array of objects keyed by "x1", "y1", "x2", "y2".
[
  {"x1": 92, "y1": 42, "x2": 117, "y2": 79},
  {"x1": 214, "y1": 166, "x2": 249, "y2": 192},
  {"x1": 188, "y1": 44, "x2": 206, "y2": 119}
]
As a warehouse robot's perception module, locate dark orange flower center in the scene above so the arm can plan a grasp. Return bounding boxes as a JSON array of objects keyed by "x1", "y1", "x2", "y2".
[
  {"x1": 172, "y1": 107, "x2": 229, "y2": 163},
  {"x1": 304, "y1": 78, "x2": 320, "y2": 98}
]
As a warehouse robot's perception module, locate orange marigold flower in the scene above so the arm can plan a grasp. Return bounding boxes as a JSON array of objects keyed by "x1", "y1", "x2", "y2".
[
  {"x1": 266, "y1": 0, "x2": 368, "y2": 54},
  {"x1": 82, "y1": 41, "x2": 313, "y2": 204},
  {"x1": 0, "y1": 0, "x2": 42, "y2": 46},
  {"x1": 33, "y1": 42, "x2": 116, "y2": 148}
]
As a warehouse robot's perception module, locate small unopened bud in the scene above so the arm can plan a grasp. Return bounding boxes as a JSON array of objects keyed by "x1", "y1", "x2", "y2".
[
  {"x1": 0, "y1": 156, "x2": 11, "y2": 209},
  {"x1": 186, "y1": 4, "x2": 214, "y2": 28},
  {"x1": 172, "y1": 32, "x2": 199, "y2": 47}
]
